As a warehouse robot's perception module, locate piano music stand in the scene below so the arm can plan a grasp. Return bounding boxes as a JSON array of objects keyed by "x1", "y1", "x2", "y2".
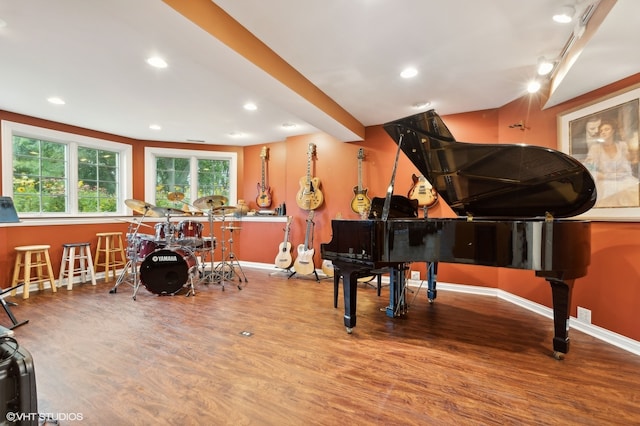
[{"x1": 1, "y1": 283, "x2": 29, "y2": 329}]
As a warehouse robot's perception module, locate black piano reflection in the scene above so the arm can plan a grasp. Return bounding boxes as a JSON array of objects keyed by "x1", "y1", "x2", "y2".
[{"x1": 321, "y1": 110, "x2": 596, "y2": 359}]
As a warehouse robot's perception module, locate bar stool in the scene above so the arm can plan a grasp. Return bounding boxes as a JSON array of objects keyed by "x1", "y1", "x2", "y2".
[
  {"x1": 59, "y1": 242, "x2": 97, "y2": 290},
  {"x1": 11, "y1": 245, "x2": 58, "y2": 299},
  {"x1": 94, "y1": 232, "x2": 127, "y2": 282}
]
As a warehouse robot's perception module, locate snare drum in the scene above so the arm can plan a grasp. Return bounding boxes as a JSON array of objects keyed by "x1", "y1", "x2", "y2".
[
  {"x1": 139, "y1": 247, "x2": 198, "y2": 295},
  {"x1": 178, "y1": 220, "x2": 203, "y2": 245}
]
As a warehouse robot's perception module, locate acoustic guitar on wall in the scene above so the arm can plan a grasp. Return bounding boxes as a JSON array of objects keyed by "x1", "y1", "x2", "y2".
[
  {"x1": 274, "y1": 216, "x2": 293, "y2": 269},
  {"x1": 408, "y1": 173, "x2": 438, "y2": 208},
  {"x1": 256, "y1": 146, "x2": 272, "y2": 208},
  {"x1": 350, "y1": 148, "x2": 371, "y2": 215},
  {"x1": 296, "y1": 143, "x2": 324, "y2": 210},
  {"x1": 293, "y1": 211, "x2": 316, "y2": 275}
]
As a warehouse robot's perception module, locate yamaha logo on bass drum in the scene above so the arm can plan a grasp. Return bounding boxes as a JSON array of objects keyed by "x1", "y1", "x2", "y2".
[{"x1": 152, "y1": 254, "x2": 179, "y2": 263}]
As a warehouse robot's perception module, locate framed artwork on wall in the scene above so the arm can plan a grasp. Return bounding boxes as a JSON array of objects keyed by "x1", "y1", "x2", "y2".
[{"x1": 558, "y1": 84, "x2": 640, "y2": 220}]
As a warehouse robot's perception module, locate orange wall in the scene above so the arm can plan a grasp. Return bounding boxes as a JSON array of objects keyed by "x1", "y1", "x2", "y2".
[{"x1": 2, "y1": 74, "x2": 640, "y2": 342}]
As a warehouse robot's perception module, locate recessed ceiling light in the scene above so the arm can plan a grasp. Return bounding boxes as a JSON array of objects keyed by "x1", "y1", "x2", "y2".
[
  {"x1": 149, "y1": 124, "x2": 162, "y2": 130},
  {"x1": 537, "y1": 57, "x2": 554, "y2": 76},
  {"x1": 146, "y1": 56, "x2": 168, "y2": 68},
  {"x1": 282, "y1": 122, "x2": 297, "y2": 129},
  {"x1": 527, "y1": 80, "x2": 542, "y2": 93},
  {"x1": 47, "y1": 97, "x2": 65, "y2": 105},
  {"x1": 553, "y1": 6, "x2": 575, "y2": 23},
  {"x1": 243, "y1": 102, "x2": 257, "y2": 111},
  {"x1": 400, "y1": 67, "x2": 418, "y2": 79},
  {"x1": 0, "y1": 19, "x2": 7, "y2": 28},
  {"x1": 228, "y1": 131, "x2": 245, "y2": 138}
]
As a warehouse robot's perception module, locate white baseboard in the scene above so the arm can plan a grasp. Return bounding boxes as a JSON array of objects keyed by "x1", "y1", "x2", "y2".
[{"x1": 412, "y1": 278, "x2": 640, "y2": 357}]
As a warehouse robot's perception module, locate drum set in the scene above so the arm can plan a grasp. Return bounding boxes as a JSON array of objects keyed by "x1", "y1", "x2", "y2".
[{"x1": 109, "y1": 193, "x2": 248, "y2": 300}]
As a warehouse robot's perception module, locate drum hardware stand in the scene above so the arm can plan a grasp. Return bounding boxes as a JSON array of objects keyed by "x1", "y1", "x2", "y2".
[
  {"x1": 202, "y1": 209, "x2": 219, "y2": 284},
  {"x1": 212, "y1": 211, "x2": 247, "y2": 290},
  {"x1": 185, "y1": 258, "x2": 198, "y2": 297},
  {"x1": 110, "y1": 212, "x2": 151, "y2": 300},
  {"x1": 0, "y1": 283, "x2": 29, "y2": 329}
]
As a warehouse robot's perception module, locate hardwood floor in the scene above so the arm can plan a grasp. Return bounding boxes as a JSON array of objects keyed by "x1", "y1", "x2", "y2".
[{"x1": 5, "y1": 268, "x2": 640, "y2": 425}]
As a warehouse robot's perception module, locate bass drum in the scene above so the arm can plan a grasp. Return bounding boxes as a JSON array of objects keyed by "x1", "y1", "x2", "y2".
[{"x1": 139, "y1": 247, "x2": 197, "y2": 295}]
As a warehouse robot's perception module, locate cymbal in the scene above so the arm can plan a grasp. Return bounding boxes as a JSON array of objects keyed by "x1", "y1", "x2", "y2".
[
  {"x1": 152, "y1": 206, "x2": 187, "y2": 217},
  {"x1": 125, "y1": 199, "x2": 157, "y2": 215},
  {"x1": 212, "y1": 205, "x2": 236, "y2": 213},
  {"x1": 167, "y1": 192, "x2": 185, "y2": 202},
  {"x1": 193, "y1": 195, "x2": 229, "y2": 210}
]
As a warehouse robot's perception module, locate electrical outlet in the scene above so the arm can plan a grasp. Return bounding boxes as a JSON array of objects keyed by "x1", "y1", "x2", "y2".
[
  {"x1": 410, "y1": 271, "x2": 420, "y2": 280},
  {"x1": 577, "y1": 306, "x2": 591, "y2": 324}
]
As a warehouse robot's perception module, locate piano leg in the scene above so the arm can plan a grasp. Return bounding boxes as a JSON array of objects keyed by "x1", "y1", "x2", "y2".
[
  {"x1": 342, "y1": 268, "x2": 361, "y2": 333},
  {"x1": 427, "y1": 262, "x2": 438, "y2": 302},
  {"x1": 333, "y1": 266, "x2": 341, "y2": 308},
  {"x1": 386, "y1": 265, "x2": 408, "y2": 317},
  {"x1": 547, "y1": 278, "x2": 575, "y2": 360}
]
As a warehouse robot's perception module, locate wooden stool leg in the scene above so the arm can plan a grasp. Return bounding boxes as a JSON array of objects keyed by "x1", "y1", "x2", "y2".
[
  {"x1": 67, "y1": 246, "x2": 75, "y2": 289},
  {"x1": 94, "y1": 236, "x2": 102, "y2": 275},
  {"x1": 44, "y1": 249, "x2": 57, "y2": 293},
  {"x1": 117, "y1": 235, "x2": 126, "y2": 265},
  {"x1": 11, "y1": 254, "x2": 23, "y2": 297},
  {"x1": 58, "y1": 247, "x2": 68, "y2": 289},
  {"x1": 23, "y1": 252, "x2": 32, "y2": 300},
  {"x1": 105, "y1": 236, "x2": 112, "y2": 282},
  {"x1": 85, "y1": 246, "x2": 97, "y2": 285}
]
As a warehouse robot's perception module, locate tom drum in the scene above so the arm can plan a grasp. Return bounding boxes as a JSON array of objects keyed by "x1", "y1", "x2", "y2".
[
  {"x1": 154, "y1": 222, "x2": 175, "y2": 243},
  {"x1": 177, "y1": 220, "x2": 203, "y2": 246},
  {"x1": 126, "y1": 234, "x2": 160, "y2": 261}
]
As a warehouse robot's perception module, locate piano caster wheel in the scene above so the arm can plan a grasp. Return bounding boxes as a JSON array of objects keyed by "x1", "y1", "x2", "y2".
[
  {"x1": 346, "y1": 327, "x2": 353, "y2": 334},
  {"x1": 428, "y1": 298, "x2": 434, "y2": 303},
  {"x1": 552, "y1": 351, "x2": 566, "y2": 360}
]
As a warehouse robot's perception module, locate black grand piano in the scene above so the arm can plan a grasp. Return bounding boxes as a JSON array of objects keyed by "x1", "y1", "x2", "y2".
[{"x1": 321, "y1": 109, "x2": 596, "y2": 359}]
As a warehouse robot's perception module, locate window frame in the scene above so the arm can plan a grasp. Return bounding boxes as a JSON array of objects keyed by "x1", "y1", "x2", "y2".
[
  {"x1": 2, "y1": 120, "x2": 133, "y2": 218},
  {"x1": 143, "y1": 146, "x2": 238, "y2": 209}
]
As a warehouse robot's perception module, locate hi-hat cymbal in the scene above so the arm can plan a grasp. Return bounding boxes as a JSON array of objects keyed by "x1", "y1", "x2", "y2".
[
  {"x1": 212, "y1": 205, "x2": 236, "y2": 213},
  {"x1": 193, "y1": 195, "x2": 229, "y2": 210},
  {"x1": 125, "y1": 199, "x2": 157, "y2": 215},
  {"x1": 167, "y1": 191, "x2": 185, "y2": 202}
]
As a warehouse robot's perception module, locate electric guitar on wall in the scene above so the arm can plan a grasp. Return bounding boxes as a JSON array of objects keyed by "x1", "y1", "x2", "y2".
[
  {"x1": 350, "y1": 148, "x2": 372, "y2": 215},
  {"x1": 293, "y1": 211, "x2": 316, "y2": 275},
  {"x1": 274, "y1": 216, "x2": 293, "y2": 269},
  {"x1": 408, "y1": 173, "x2": 438, "y2": 208},
  {"x1": 296, "y1": 143, "x2": 324, "y2": 210},
  {"x1": 256, "y1": 146, "x2": 272, "y2": 208}
]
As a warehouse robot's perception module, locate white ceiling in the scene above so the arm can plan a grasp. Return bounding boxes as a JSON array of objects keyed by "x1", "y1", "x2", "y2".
[{"x1": 0, "y1": 0, "x2": 638, "y2": 146}]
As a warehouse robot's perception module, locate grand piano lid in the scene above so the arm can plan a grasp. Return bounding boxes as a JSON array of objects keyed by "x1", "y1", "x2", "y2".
[{"x1": 383, "y1": 109, "x2": 597, "y2": 218}]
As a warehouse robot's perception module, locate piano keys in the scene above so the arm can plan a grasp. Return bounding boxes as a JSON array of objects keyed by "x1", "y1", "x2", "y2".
[{"x1": 321, "y1": 109, "x2": 596, "y2": 359}]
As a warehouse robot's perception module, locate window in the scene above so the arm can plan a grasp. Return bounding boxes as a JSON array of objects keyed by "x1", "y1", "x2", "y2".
[
  {"x1": 144, "y1": 147, "x2": 237, "y2": 210},
  {"x1": 2, "y1": 121, "x2": 132, "y2": 217}
]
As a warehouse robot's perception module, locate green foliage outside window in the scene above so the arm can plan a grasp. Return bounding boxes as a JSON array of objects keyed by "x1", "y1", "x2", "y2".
[
  {"x1": 155, "y1": 157, "x2": 230, "y2": 208},
  {"x1": 12, "y1": 136, "x2": 118, "y2": 213}
]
